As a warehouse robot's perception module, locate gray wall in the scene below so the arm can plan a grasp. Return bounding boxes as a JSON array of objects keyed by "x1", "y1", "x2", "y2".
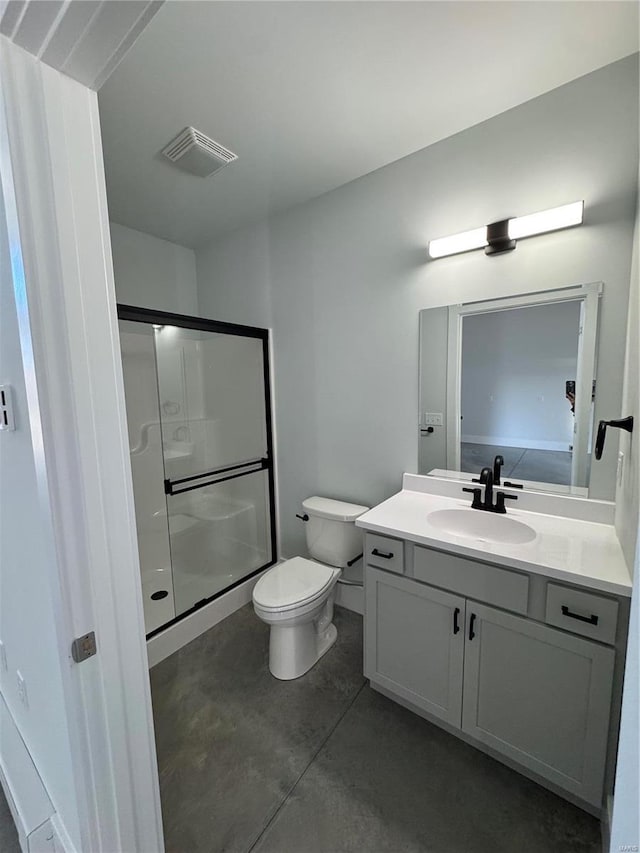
[
  {"x1": 197, "y1": 56, "x2": 639, "y2": 559},
  {"x1": 110, "y1": 221, "x2": 198, "y2": 315}
]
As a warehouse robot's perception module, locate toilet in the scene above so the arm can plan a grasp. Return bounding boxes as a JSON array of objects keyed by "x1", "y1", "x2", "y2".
[{"x1": 252, "y1": 496, "x2": 369, "y2": 680}]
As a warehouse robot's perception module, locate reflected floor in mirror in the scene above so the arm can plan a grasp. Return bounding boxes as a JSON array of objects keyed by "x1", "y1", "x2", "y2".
[
  {"x1": 151, "y1": 604, "x2": 600, "y2": 853},
  {"x1": 461, "y1": 443, "x2": 572, "y2": 486}
]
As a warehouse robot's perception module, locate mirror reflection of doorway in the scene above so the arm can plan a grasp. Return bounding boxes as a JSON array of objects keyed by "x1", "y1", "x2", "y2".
[{"x1": 460, "y1": 301, "x2": 581, "y2": 486}]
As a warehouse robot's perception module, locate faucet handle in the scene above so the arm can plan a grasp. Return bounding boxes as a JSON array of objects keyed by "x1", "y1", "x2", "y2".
[
  {"x1": 462, "y1": 487, "x2": 482, "y2": 509},
  {"x1": 495, "y1": 491, "x2": 518, "y2": 514}
]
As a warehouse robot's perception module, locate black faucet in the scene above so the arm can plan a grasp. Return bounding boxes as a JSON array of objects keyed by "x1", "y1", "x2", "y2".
[
  {"x1": 493, "y1": 455, "x2": 504, "y2": 486},
  {"x1": 480, "y1": 467, "x2": 494, "y2": 508},
  {"x1": 463, "y1": 465, "x2": 519, "y2": 514}
]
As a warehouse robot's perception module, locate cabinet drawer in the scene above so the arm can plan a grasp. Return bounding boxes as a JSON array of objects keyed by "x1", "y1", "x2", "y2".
[
  {"x1": 366, "y1": 533, "x2": 404, "y2": 574},
  {"x1": 414, "y1": 546, "x2": 529, "y2": 615},
  {"x1": 545, "y1": 584, "x2": 618, "y2": 645}
]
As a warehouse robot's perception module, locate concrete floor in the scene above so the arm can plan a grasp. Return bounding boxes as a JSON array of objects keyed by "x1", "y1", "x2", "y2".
[
  {"x1": 0, "y1": 785, "x2": 20, "y2": 853},
  {"x1": 461, "y1": 442, "x2": 573, "y2": 486},
  {"x1": 151, "y1": 604, "x2": 601, "y2": 853}
]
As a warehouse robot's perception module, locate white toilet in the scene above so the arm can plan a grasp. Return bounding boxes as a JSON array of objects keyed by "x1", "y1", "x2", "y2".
[{"x1": 252, "y1": 496, "x2": 369, "y2": 680}]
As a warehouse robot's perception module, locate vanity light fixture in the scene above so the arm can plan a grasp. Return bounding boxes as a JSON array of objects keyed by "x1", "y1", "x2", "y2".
[{"x1": 428, "y1": 200, "x2": 584, "y2": 259}]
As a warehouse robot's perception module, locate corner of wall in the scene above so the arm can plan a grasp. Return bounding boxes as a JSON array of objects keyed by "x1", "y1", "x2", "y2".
[{"x1": 614, "y1": 171, "x2": 640, "y2": 574}]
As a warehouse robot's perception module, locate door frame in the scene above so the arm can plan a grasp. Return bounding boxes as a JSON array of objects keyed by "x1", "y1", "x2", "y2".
[
  {"x1": 446, "y1": 281, "x2": 602, "y2": 486},
  {"x1": 0, "y1": 40, "x2": 164, "y2": 852},
  {"x1": 118, "y1": 304, "x2": 278, "y2": 638}
]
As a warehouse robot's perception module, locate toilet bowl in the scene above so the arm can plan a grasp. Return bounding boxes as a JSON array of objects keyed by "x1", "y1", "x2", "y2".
[{"x1": 252, "y1": 496, "x2": 368, "y2": 680}]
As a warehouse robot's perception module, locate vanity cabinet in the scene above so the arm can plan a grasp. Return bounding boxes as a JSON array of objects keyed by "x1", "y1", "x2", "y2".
[
  {"x1": 364, "y1": 546, "x2": 618, "y2": 810},
  {"x1": 365, "y1": 569, "x2": 465, "y2": 726},
  {"x1": 461, "y1": 602, "x2": 614, "y2": 808}
]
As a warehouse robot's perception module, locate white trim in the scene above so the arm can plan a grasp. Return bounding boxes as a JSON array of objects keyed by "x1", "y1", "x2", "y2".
[
  {"x1": 335, "y1": 584, "x2": 364, "y2": 615},
  {"x1": 446, "y1": 306, "x2": 462, "y2": 470},
  {"x1": 0, "y1": 40, "x2": 163, "y2": 852},
  {"x1": 445, "y1": 283, "x2": 602, "y2": 488},
  {"x1": 572, "y1": 285, "x2": 600, "y2": 485},
  {"x1": 461, "y1": 435, "x2": 571, "y2": 452},
  {"x1": 147, "y1": 569, "x2": 268, "y2": 668}
]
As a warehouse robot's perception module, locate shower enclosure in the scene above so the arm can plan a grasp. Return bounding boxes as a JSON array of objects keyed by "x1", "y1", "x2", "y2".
[{"x1": 118, "y1": 305, "x2": 276, "y2": 636}]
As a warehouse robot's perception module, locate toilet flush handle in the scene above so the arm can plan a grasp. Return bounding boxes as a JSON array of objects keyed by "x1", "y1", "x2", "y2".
[{"x1": 296, "y1": 513, "x2": 309, "y2": 522}]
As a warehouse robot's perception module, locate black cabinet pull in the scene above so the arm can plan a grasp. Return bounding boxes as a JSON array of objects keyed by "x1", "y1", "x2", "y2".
[
  {"x1": 469, "y1": 613, "x2": 476, "y2": 641},
  {"x1": 453, "y1": 607, "x2": 460, "y2": 635},
  {"x1": 371, "y1": 548, "x2": 394, "y2": 560},
  {"x1": 561, "y1": 605, "x2": 599, "y2": 626}
]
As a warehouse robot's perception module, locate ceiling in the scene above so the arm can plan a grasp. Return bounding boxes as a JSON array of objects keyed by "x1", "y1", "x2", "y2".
[{"x1": 98, "y1": 1, "x2": 639, "y2": 249}]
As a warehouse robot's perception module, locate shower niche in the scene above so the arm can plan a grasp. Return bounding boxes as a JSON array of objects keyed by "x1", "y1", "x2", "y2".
[{"x1": 118, "y1": 306, "x2": 276, "y2": 636}]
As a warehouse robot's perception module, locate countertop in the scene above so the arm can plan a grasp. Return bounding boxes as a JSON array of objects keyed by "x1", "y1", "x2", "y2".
[{"x1": 356, "y1": 488, "x2": 632, "y2": 597}]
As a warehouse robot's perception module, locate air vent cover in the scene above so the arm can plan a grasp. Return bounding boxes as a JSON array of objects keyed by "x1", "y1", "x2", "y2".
[{"x1": 161, "y1": 126, "x2": 237, "y2": 177}]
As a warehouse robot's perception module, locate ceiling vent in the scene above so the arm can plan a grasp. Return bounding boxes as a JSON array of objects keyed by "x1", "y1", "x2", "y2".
[{"x1": 161, "y1": 126, "x2": 238, "y2": 177}]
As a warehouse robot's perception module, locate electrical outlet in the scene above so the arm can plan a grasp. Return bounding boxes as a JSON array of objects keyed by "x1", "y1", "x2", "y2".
[
  {"x1": 0, "y1": 640, "x2": 7, "y2": 672},
  {"x1": 424, "y1": 412, "x2": 443, "y2": 426},
  {"x1": 16, "y1": 670, "x2": 28, "y2": 708}
]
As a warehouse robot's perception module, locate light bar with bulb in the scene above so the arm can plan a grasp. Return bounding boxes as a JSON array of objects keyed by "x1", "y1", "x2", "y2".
[
  {"x1": 428, "y1": 200, "x2": 584, "y2": 259},
  {"x1": 428, "y1": 226, "x2": 488, "y2": 259}
]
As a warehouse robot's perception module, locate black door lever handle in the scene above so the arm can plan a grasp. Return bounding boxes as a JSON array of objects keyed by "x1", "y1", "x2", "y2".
[{"x1": 595, "y1": 416, "x2": 633, "y2": 460}]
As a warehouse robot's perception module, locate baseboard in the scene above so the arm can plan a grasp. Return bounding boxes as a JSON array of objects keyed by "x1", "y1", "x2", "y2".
[
  {"x1": 462, "y1": 435, "x2": 571, "y2": 452},
  {"x1": 600, "y1": 793, "x2": 613, "y2": 853},
  {"x1": 335, "y1": 583, "x2": 363, "y2": 614},
  {"x1": 146, "y1": 568, "x2": 269, "y2": 667},
  {"x1": 0, "y1": 692, "x2": 58, "y2": 852}
]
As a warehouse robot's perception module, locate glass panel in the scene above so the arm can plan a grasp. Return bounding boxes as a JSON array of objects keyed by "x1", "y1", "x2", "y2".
[
  {"x1": 154, "y1": 325, "x2": 267, "y2": 483},
  {"x1": 167, "y1": 469, "x2": 272, "y2": 616},
  {"x1": 118, "y1": 320, "x2": 176, "y2": 634}
]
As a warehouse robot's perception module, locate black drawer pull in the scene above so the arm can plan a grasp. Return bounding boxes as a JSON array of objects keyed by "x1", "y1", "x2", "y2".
[
  {"x1": 453, "y1": 607, "x2": 460, "y2": 635},
  {"x1": 371, "y1": 548, "x2": 394, "y2": 560},
  {"x1": 469, "y1": 613, "x2": 476, "y2": 641},
  {"x1": 561, "y1": 605, "x2": 599, "y2": 626}
]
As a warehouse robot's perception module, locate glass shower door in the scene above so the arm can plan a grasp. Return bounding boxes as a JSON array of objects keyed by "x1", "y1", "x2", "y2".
[{"x1": 154, "y1": 323, "x2": 274, "y2": 617}]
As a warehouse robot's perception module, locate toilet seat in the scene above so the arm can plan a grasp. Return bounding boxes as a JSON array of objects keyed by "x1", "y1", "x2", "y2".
[{"x1": 253, "y1": 557, "x2": 339, "y2": 613}]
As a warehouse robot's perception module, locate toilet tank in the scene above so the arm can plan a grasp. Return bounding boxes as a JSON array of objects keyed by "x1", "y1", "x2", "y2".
[{"x1": 302, "y1": 496, "x2": 369, "y2": 568}]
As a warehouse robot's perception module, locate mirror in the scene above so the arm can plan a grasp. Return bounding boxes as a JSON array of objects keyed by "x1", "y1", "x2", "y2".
[{"x1": 419, "y1": 282, "x2": 608, "y2": 497}]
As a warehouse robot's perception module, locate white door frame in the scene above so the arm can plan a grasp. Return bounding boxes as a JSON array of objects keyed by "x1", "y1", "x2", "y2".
[
  {"x1": 0, "y1": 39, "x2": 164, "y2": 852},
  {"x1": 445, "y1": 282, "x2": 602, "y2": 487}
]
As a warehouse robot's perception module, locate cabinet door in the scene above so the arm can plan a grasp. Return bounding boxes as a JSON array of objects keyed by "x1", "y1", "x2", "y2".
[
  {"x1": 365, "y1": 568, "x2": 465, "y2": 727},
  {"x1": 462, "y1": 603, "x2": 615, "y2": 808}
]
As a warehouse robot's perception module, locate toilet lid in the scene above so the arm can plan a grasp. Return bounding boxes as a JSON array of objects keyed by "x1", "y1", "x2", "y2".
[{"x1": 253, "y1": 557, "x2": 337, "y2": 610}]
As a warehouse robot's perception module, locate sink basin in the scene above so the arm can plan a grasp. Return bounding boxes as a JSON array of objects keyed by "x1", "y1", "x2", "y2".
[{"x1": 427, "y1": 508, "x2": 536, "y2": 545}]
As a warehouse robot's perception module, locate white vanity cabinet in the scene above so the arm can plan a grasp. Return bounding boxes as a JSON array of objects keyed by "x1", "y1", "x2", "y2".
[
  {"x1": 364, "y1": 534, "x2": 620, "y2": 811},
  {"x1": 461, "y1": 602, "x2": 614, "y2": 808},
  {"x1": 365, "y1": 569, "x2": 465, "y2": 727}
]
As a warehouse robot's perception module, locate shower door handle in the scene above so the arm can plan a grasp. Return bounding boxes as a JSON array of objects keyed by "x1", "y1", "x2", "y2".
[{"x1": 164, "y1": 458, "x2": 268, "y2": 495}]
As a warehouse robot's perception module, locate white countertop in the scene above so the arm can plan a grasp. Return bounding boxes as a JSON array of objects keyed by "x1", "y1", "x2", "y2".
[{"x1": 356, "y1": 488, "x2": 632, "y2": 597}]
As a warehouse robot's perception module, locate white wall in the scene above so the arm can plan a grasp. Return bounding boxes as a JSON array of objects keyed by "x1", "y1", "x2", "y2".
[
  {"x1": 461, "y1": 302, "x2": 580, "y2": 450},
  {"x1": 110, "y1": 221, "x2": 198, "y2": 315},
  {"x1": 610, "y1": 171, "x2": 640, "y2": 851},
  {"x1": 197, "y1": 56, "x2": 638, "y2": 559},
  {"x1": 0, "y1": 177, "x2": 81, "y2": 849}
]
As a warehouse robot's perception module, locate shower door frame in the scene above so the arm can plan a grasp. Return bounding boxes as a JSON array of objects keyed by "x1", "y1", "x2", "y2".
[{"x1": 118, "y1": 304, "x2": 278, "y2": 637}]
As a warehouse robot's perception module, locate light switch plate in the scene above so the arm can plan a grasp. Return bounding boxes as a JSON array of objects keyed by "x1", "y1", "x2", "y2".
[{"x1": 424, "y1": 412, "x2": 443, "y2": 426}]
